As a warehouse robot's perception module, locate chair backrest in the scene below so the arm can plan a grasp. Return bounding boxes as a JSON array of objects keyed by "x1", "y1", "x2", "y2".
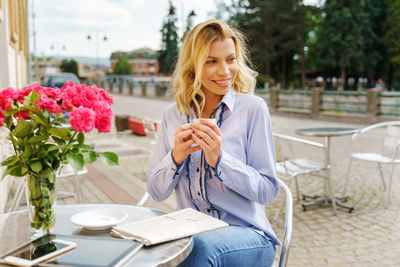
[
  {"x1": 353, "y1": 121, "x2": 400, "y2": 159},
  {"x1": 383, "y1": 125, "x2": 400, "y2": 159},
  {"x1": 139, "y1": 179, "x2": 293, "y2": 266},
  {"x1": 276, "y1": 177, "x2": 293, "y2": 267}
]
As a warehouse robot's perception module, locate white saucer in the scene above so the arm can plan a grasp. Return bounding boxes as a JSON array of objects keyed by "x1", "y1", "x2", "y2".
[{"x1": 70, "y1": 209, "x2": 128, "y2": 230}]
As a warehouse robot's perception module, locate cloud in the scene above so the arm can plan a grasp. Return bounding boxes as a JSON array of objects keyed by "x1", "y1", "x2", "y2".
[{"x1": 32, "y1": 0, "x2": 229, "y2": 58}]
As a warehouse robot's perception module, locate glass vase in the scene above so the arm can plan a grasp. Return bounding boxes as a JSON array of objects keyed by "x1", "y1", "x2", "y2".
[{"x1": 25, "y1": 170, "x2": 57, "y2": 239}]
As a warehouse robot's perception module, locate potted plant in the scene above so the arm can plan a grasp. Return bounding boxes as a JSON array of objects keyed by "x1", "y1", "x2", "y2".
[{"x1": 0, "y1": 82, "x2": 118, "y2": 236}]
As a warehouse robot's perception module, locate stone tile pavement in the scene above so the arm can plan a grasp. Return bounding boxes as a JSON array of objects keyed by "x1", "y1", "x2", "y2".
[{"x1": 9, "y1": 93, "x2": 400, "y2": 266}]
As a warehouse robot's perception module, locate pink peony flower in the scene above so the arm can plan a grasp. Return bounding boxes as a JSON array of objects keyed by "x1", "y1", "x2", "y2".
[
  {"x1": 93, "y1": 101, "x2": 112, "y2": 133},
  {"x1": 76, "y1": 86, "x2": 98, "y2": 108},
  {"x1": 61, "y1": 81, "x2": 76, "y2": 91},
  {"x1": 0, "y1": 110, "x2": 5, "y2": 126},
  {"x1": 68, "y1": 107, "x2": 95, "y2": 133},
  {"x1": 43, "y1": 87, "x2": 62, "y2": 101},
  {"x1": 97, "y1": 88, "x2": 114, "y2": 105},
  {"x1": 0, "y1": 87, "x2": 18, "y2": 110},
  {"x1": 35, "y1": 95, "x2": 63, "y2": 114},
  {"x1": 61, "y1": 84, "x2": 79, "y2": 109},
  {"x1": 15, "y1": 110, "x2": 31, "y2": 120},
  {"x1": 17, "y1": 86, "x2": 34, "y2": 103}
]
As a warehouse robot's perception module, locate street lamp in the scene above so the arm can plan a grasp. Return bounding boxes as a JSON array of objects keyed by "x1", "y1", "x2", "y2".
[
  {"x1": 87, "y1": 32, "x2": 108, "y2": 71},
  {"x1": 50, "y1": 43, "x2": 66, "y2": 57}
]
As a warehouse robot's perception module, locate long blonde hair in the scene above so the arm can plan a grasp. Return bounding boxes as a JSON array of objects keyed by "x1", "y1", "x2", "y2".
[{"x1": 171, "y1": 19, "x2": 257, "y2": 115}]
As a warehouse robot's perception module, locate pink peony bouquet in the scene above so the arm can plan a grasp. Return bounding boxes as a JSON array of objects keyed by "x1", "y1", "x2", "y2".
[{"x1": 0, "y1": 82, "x2": 118, "y2": 179}]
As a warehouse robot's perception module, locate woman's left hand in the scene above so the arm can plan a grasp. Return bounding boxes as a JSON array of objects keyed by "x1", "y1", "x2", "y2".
[{"x1": 191, "y1": 119, "x2": 223, "y2": 168}]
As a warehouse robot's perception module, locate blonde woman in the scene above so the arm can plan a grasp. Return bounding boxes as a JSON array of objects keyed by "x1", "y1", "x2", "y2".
[{"x1": 147, "y1": 19, "x2": 278, "y2": 266}]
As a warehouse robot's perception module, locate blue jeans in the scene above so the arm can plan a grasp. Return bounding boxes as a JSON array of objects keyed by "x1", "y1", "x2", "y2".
[{"x1": 178, "y1": 226, "x2": 276, "y2": 267}]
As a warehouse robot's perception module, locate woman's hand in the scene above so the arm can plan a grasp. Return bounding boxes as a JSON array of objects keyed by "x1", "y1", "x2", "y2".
[
  {"x1": 172, "y1": 123, "x2": 201, "y2": 166},
  {"x1": 191, "y1": 119, "x2": 223, "y2": 168}
]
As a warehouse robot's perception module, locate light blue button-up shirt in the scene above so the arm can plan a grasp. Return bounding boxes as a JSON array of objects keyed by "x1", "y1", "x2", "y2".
[{"x1": 146, "y1": 88, "x2": 280, "y2": 245}]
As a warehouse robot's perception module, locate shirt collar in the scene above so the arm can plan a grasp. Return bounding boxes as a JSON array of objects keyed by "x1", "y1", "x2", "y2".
[{"x1": 220, "y1": 87, "x2": 236, "y2": 112}]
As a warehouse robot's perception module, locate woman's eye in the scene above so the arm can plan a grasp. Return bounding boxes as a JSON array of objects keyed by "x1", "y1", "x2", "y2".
[
  {"x1": 228, "y1": 57, "x2": 236, "y2": 62},
  {"x1": 206, "y1": 60, "x2": 217, "y2": 64}
]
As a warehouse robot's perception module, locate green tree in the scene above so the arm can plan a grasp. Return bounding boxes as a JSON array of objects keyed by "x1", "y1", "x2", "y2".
[
  {"x1": 361, "y1": 0, "x2": 387, "y2": 86},
  {"x1": 158, "y1": 0, "x2": 179, "y2": 74},
  {"x1": 225, "y1": 0, "x2": 304, "y2": 89},
  {"x1": 113, "y1": 56, "x2": 132, "y2": 75},
  {"x1": 60, "y1": 59, "x2": 78, "y2": 76},
  {"x1": 384, "y1": 0, "x2": 400, "y2": 89},
  {"x1": 316, "y1": 0, "x2": 364, "y2": 90}
]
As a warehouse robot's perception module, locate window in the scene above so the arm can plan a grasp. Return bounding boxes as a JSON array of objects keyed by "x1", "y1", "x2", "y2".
[
  {"x1": 0, "y1": 0, "x2": 4, "y2": 22},
  {"x1": 8, "y1": 0, "x2": 18, "y2": 46}
]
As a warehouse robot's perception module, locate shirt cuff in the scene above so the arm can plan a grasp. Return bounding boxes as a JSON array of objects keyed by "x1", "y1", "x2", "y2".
[
  {"x1": 170, "y1": 150, "x2": 185, "y2": 178},
  {"x1": 212, "y1": 150, "x2": 223, "y2": 181}
]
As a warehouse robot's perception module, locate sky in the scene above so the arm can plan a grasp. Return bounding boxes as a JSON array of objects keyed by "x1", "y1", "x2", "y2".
[{"x1": 31, "y1": 0, "x2": 321, "y2": 59}]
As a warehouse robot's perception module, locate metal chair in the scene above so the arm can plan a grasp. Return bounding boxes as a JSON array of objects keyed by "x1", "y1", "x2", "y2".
[
  {"x1": 276, "y1": 177, "x2": 293, "y2": 267},
  {"x1": 273, "y1": 133, "x2": 331, "y2": 217},
  {"x1": 7, "y1": 164, "x2": 88, "y2": 212},
  {"x1": 344, "y1": 121, "x2": 400, "y2": 205},
  {"x1": 138, "y1": 178, "x2": 293, "y2": 267}
]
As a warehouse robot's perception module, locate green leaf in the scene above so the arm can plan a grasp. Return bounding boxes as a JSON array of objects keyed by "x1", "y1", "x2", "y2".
[
  {"x1": 1, "y1": 155, "x2": 19, "y2": 166},
  {"x1": 77, "y1": 133, "x2": 84, "y2": 145},
  {"x1": 23, "y1": 94, "x2": 32, "y2": 106},
  {"x1": 29, "y1": 113, "x2": 47, "y2": 126},
  {"x1": 29, "y1": 135, "x2": 48, "y2": 144},
  {"x1": 47, "y1": 145, "x2": 63, "y2": 152},
  {"x1": 83, "y1": 152, "x2": 97, "y2": 163},
  {"x1": 12, "y1": 119, "x2": 33, "y2": 138},
  {"x1": 80, "y1": 144, "x2": 94, "y2": 152},
  {"x1": 4, "y1": 116, "x2": 13, "y2": 129},
  {"x1": 30, "y1": 161, "x2": 42, "y2": 173},
  {"x1": 49, "y1": 127, "x2": 71, "y2": 141},
  {"x1": 66, "y1": 154, "x2": 84, "y2": 170},
  {"x1": 2, "y1": 163, "x2": 23, "y2": 179},
  {"x1": 100, "y1": 152, "x2": 119, "y2": 166},
  {"x1": 23, "y1": 144, "x2": 32, "y2": 158}
]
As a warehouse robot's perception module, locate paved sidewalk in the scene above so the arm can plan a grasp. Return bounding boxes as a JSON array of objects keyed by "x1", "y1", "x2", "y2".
[{"x1": 51, "y1": 93, "x2": 400, "y2": 266}]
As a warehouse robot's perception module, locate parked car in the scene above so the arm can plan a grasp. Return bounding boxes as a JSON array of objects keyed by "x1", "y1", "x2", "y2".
[{"x1": 42, "y1": 73, "x2": 80, "y2": 88}]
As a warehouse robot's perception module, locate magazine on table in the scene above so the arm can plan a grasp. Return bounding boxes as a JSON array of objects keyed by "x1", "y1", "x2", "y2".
[{"x1": 112, "y1": 208, "x2": 228, "y2": 246}]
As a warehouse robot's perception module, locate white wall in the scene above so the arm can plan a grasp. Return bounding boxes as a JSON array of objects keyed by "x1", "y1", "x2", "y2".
[{"x1": 0, "y1": 0, "x2": 14, "y2": 213}]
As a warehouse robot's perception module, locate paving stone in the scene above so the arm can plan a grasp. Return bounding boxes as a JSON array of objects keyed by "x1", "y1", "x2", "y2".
[{"x1": 24, "y1": 94, "x2": 400, "y2": 266}]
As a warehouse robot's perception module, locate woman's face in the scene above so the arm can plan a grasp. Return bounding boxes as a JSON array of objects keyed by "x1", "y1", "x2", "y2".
[{"x1": 201, "y1": 38, "x2": 238, "y2": 101}]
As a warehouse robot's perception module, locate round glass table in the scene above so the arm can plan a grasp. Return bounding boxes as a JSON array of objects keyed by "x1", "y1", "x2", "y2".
[
  {"x1": 0, "y1": 205, "x2": 193, "y2": 267},
  {"x1": 296, "y1": 127, "x2": 358, "y2": 213}
]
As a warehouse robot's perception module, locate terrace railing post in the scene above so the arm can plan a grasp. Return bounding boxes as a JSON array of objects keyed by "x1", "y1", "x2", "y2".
[
  {"x1": 118, "y1": 80, "x2": 123, "y2": 94},
  {"x1": 367, "y1": 89, "x2": 378, "y2": 123},
  {"x1": 269, "y1": 87, "x2": 278, "y2": 111},
  {"x1": 311, "y1": 87, "x2": 321, "y2": 117},
  {"x1": 128, "y1": 81, "x2": 134, "y2": 95},
  {"x1": 141, "y1": 82, "x2": 147, "y2": 96},
  {"x1": 108, "y1": 80, "x2": 113, "y2": 92}
]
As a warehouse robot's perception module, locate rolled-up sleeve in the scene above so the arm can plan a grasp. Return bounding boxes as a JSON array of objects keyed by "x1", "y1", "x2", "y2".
[
  {"x1": 146, "y1": 113, "x2": 185, "y2": 201},
  {"x1": 213, "y1": 99, "x2": 278, "y2": 205}
]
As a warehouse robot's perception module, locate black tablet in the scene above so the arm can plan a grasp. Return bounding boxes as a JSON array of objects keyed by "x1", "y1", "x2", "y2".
[{"x1": 39, "y1": 234, "x2": 143, "y2": 267}]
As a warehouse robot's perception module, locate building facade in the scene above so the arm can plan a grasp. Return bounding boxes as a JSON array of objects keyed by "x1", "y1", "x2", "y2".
[
  {"x1": 0, "y1": 0, "x2": 29, "y2": 213},
  {"x1": 110, "y1": 56, "x2": 159, "y2": 76}
]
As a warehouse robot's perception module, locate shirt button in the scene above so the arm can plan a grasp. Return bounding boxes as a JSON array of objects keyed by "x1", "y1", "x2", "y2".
[
  {"x1": 207, "y1": 209, "x2": 211, "y2": 213},
  {"x1": 197, "y1": 191, "x2": 201, "y2": 196},
  {"x1": 196, "y1": 167, "x2": 199, "y2": 172}
]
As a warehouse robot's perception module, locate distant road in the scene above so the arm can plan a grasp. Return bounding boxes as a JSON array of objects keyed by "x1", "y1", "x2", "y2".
[{"x1": 111, "y1": 93, "x2": 173, "y2": 120}]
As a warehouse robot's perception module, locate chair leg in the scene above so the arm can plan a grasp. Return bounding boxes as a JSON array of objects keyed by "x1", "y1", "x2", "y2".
[
  {"x1": 8, "y1": 179, "x2": 26, "y2": 212},
  {"x1": 378, "y1": 163, "x2": 387, "y2": 190},
  {"x1": 386, "y1": 163, "x2": 395, "y2": 207},
  {"x1": 326, "y1": 175, "x2": 337, "y2": 215},
  {"x1": 72, "y1": 169, "x2": 85, "y2": 203},
  {"x1": 294, "y1": 176, "x2": 300, "y2": 202},
  {"x1": 343, "y1": 158, "x2": 353, "y2": 195}
]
